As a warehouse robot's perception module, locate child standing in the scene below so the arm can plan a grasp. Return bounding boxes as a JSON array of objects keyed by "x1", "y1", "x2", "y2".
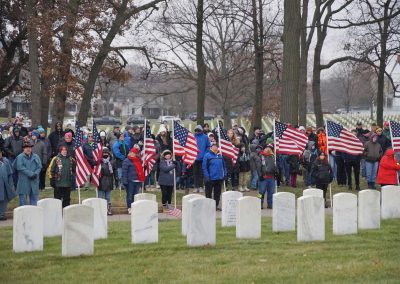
[
  {"x1": 158, "y1": 150, "x2": 178, "y2": 212},
  {"x1": 98, "y1": 148, "x2": 116, "y2": 215}
]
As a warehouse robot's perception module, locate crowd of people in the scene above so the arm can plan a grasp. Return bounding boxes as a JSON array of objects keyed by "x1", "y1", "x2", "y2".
[{"x1": 0, "y1": 117, "x2": 399, "y2": 220}]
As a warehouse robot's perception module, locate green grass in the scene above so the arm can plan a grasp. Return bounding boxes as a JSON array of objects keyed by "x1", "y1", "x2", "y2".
[{"x1": 1, "y1": 218, "x2": 400, "y2": 283}]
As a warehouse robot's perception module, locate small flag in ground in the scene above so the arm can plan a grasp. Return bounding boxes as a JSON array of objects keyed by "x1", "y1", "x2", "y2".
[
  {"x1": 75, "y1": 122, "x2": 93, "y2": 187},
  {"x1": 326, "y1": 120, "x2": 363, "y2": 155},
  {"x1": 173, "y1": 121, "x2": 199, "y2": 166},
  {"x1": 91, "y1": 122, "x2": 103, "y2": 188},
  {"x1": 168, "y1": 207, "x2": 182, "y2": 218},
  {"x1": 216, "y1": 121, "x2": 239, "y2": 164},
  {"x1": 275, "y1": 121, "x2": 308, "y2": 156},
  {"x1": 389, "y1": 121, "x2": 400, "y2": 152},
  {"x1": 143, "y1": 123, "x2": 156, "y2": 176}
]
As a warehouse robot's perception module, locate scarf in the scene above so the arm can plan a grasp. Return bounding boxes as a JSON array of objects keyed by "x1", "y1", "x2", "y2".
[
  {"x1": 128, "y1": 148, "x2": 145, "y2": 182},
  {"x1": 102, "y1": 157, "x2": 113, "y2": 174}
]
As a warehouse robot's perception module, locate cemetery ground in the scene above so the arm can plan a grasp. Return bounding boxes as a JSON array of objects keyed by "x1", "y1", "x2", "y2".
[{"x1": 1, "y1": 181, "x2": 400, "y2": 283}]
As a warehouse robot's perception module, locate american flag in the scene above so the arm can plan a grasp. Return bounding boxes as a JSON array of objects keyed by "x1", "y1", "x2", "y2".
[
  {"x1": 91, "y1": 122, "x2": 103, "y2": 188},
  {"x1": 142, "y1": 123, "x2": 156, "y2": 176},
  {"x1": 173, "y1": 121, "x2": 199, "y2": 166},
  {"x1": 326, "y1": 120, "x2": 363, "y2": 155},
  {"x1": 274, "y1": 121, "x2": 308, "y2": 156},
  {"x1": 389, "y1": 121, "x2": 400, "y2": 152},
  {"x1": 216, "y1": 121, "x2": 239, "y2": 165},
  {"x1": 168, "y1": 207, "x2": 182, "y2": 218},
  {"x1": 75, "y1": 122, "x2": 93, "y2": 187}
]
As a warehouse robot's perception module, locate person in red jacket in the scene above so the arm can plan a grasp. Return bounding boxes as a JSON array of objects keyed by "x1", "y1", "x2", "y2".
[{"x1": 376, "y1": 148, "x2": 400, "y2": 186}]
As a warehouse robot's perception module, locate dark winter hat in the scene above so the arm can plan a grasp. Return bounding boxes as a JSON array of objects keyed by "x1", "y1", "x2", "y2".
[
  {"x1": 102, "y1": 147, "x2": 110, "y2": 153},
  {"x1": 22, "y1": 141, "x2": 33, "y2": 148},
  {"x1": 162, "y1": 150, "x2": 172, "y2": 157},
  {"x1": 356, "y1": 121, "x2": 363, "y2": 126}
]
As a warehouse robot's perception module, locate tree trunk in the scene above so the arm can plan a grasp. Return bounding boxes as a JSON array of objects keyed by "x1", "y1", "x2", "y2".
[
  {"x1": 196, "y1": 0, "x2": 206, "y2": 126},
  {"x1": 312, "y1": 42, "x2": 324, "y2": 127},
  {"x1": 52, "y1": 0, "x2": 80, "y2": 126},
  {"x1": 298, "y1": 0, "x2": 309, "y2": 127},
  {"x1": 280, "y1": 0, "x2": 300, "y2": 125},
  {"x1": 250, "y1": 0, "x2": 264, "y2": 131},
  {"x1": 26, "y1": 0, "x2": 41, "y2": 126},
  {"x1": 222, "y1": 104, "x2": 232, "y2": 130}
]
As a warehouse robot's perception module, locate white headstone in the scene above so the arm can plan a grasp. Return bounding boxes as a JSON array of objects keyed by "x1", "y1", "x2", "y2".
[
  {"x1": 333, "y1": 193, "x2": 357, "y2": 235},
  {"x1": 272, "y1": 192, "x2": 295, "y2": 232},
  {"x1": 187, "y1": 198, "x2": 216, "y2": 246},
  {"x1": 181, "y1": 194, "x2": 205, "y2": 236},
  {"x1": 358, "y1": 190, "x2": 380, "y2": 229},
  {"x1": 13, "y1": 206, "x2": 43, "y2": 253},
  {"x1": 134, "y1": 193, "x2": 157, "y2": 202},
  {"x1": 131, "y1": 200, "x2": 158, "y2": 244},
  {"x1": 381, "y1": 185, "x2": 400, "y2": 219},
  {"x1": 62, "y1": 205, "x2": 94, "y2": 257},
  {"x1": 236, "y1": 197, "x2": 261, "y2": 239},
  {"x1": 37, "y1": 198, "x2": 62, "y2": 237},
  {"x1": 297, "y1": 196, "x2": 325, "y2": 242},
  {"x1": 221, "y1": 191, "x2": 243, "y2": 227},
  {"x1": 82, "y1": 198, "x2": 108, "y2": 240},
  {"x1": 303, "y1": 188, "x2": 324, "y2": 198}
]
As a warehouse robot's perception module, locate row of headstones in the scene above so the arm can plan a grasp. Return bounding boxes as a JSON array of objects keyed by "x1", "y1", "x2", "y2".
[
  {"x1": 12, "y1": 186, "x2": 400, "y2": 254},
  {"x1": 13, "y1": 193, "x2": 158, "y2": 256},
  {"x1": 182, "y1": 186, "x2": 400, "y2": 245}
]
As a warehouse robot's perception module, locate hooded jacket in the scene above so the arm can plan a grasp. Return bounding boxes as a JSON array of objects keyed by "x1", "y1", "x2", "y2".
[
  {"x1": 194, "y1": 132, "x2": 210, "y2": 161},
  {"x1": 202, "y1": 150, "x2": 227, "y2": 181},
  {"x1": 48, "y1": 122, "x2": 64, "y2": 156},
  {"x1": 4, "y1": 128, "x2": 23, "y2": 159},
  {"x1": 376, "y1": 149, "x2": 400, "y2": 185}
]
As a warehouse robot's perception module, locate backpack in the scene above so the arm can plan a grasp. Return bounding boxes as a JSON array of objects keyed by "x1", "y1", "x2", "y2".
[{"x1": 303, "y1": 149, "x2": 312, "y2": 164}]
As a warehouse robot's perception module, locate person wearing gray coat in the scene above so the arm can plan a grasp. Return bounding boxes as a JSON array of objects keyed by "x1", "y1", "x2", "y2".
[
  {"x1": 14, "y1": 142, "x2": 42, "y2": 206},
  {"x1": 0, "y1": 151, "x2": 16, "y2": 220},
  {"x1": 31, "y1": 131, "x2": 48, "y2": 165},
  {"x1": 158, "y1": 150, "x2": 178, "y2": 212}
]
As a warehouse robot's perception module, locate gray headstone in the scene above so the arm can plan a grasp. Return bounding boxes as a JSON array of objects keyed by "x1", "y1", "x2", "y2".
[
  {"x1": 62, "y1": 205, "x2": 94, "y2": 257},
  {"x1": 187, "y1": 198, "x2": 216, "y2": 246},
  {"x1": 358, "y1": 190, "x2": 380, "y2": 229},
  {"x1": 38, "y1": 198, "x2": 62, "y2": 237},
  {"x1": 82, "y1": 198, "x2": 108, "y2": 240},
  {"x1": 272, "y1": 192, "x2": 295, "y2": 232},
  {"x1": 181, "y1": 194, "x2": 205, "y2": 236},
  {"x1": 221, "y1": 191, "x2": 243, "y2": 227},
  {"x1": 134, "y1": 193, "x2": 157, "y2": 202},
  {"x1": 236, "y1": 197, "x2": 261, "y2": 239},
  {"x1": 333, "y1": 193, "x2": 357, "y2": 235},
  {"x1": 381, "y1": 185, "x2": 400, "y2": 219},
  {"x1": 297, "y1": 196, "x2": 325, "y2": 242},
  {"x1": 303, "y1": 188, "x2": 324, "y2": 198},
  {"x1": 131, "y1": 200, "x2": 158, "y2": 244}
]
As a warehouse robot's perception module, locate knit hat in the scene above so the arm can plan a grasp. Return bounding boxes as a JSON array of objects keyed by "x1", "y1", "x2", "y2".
[
  {"x1": 64, "y1": 132, "x2": 72, "y2": 138},
  {"x1": 102, "y1": 147, "x2": 110, "y2": 153},
  {"x1": 195, "y1": 125, "x2": 203, "y2": 131},
  {"x1": 162, "y1": 149, "x2": 172, "y2": 157},
  {"x1": 384, "y1": 121, "x2": 390, "y2": 127},
  {"x1": 130, "y1": 147, "x2": 139, "y2": 154},
  {"x1": 158, "y1": 124, "x2": 167, "y2": 134},
  {"x1": 37, "y1": 127, "x2": 45, "y2": 133},
  {"x1": 99, "y1": 131, "x2": 106, "y2": 137},
  {"x1": 32, "y1": 131, "x2": 40, "y2": 139},
  {"x1": 298, "y1": 126, "x2": 306, "y2": 132},
  {"x1": 266, "y1": 143, "x2": 274, "y2": 150}
]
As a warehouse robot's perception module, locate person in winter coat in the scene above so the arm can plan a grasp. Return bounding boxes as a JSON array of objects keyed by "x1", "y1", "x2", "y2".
[
  {"x1": 31, "y1": 131, "x2": 48, "y2": 166},
  {"x1": 14, "y1": 141, "x2": 42, "y2": 206},
  {"x1": 306, "y1": 127, "x2": 318, "y2": 146},
  {"x1": 50, "y1": 145, "x2": 76, "y2": 207},
  {"x1": 112, "y1": 132, "x2": 130, "y2": 188},
  {"x1": 122, "y1": 147, "x2": 145, "y2": 214},
  {"x1": 302, "y1": 141, "x2": 318, "y2": 187},
  {"x1": 4, "y1": 126, "x2": 23, "y2": 160},
  {"x1": 193, "y1": 125, "x2": 210, "y2": 193},
  {"x1": 107, "y1": 125, "x2": 120, "y2": 148},
  {"x1": 48, "y1": 121, "x2": 64, "y2": 157},
  {"x1": 363, "y1": 134, "x2": 383, "y2": 189},
  {"x1": 158, "y1": 150, "x2": 178, "y2": 212},
  {"x1": 99, "y1": 131, "x2": 111, "y2": 151},
  {"x1": 0, "y1": 151, "x2": 16, "y2": 220},
  {"x1": 249, "y1": 144, "x2": 261, "y2": 189},
  {"x1": 375, "y1": 128, "x2": 391, "y2": 154},
  {"x1": 376, "y1": 148, "x2": 400, "y2": 186},
  {"x1": 202, "y1": 142, "x2": 227, "y2": 209},
  {"x1": 382, "y1": 121, "x2": 391, "y2": 141},
  {"x1": 256, "y1": 144, "x2": 276, "y2": 209},
  {"x1": 311, "y1": 151, "x2": 333, "y2": 207},
  {"x1": 335, "y1": 151, "x2": 347, "y2": 186},
  {"x1": 227, "y1": 129, "x2": 240, "y2": 190},
  {"x1": 287, "y1": 154, "x2": 300, "y2": 187},
  {"x1": 38, "y1": 127, "x2": 51, "y2": 190},
  {"x1": 98, "y1": 148, "x2": 116, "y2": 215},
  {"x1": 317, "y1": 128, "x2": 327, "y2": 155},
  {"x1": 57, "y1": 132, "x2": 75, "y2": 158}
]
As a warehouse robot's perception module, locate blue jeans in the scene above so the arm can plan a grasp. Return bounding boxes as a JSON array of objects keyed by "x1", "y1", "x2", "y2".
[
  {"x1": 258, "y1": 178, "x2": 275, "y2": 207},
  {"x1": 329, "y1": 154, "x2": 337, "y2": 181},
  {"x1": 117, "y1": 168, "x2": 123, "y2": 188},
  {"x1": 0, "y1": 200, "x2": 8, "y2": 217},
  {"x1": 126, "y1": 182, "x2": 141, "y2": 208},
  {"x1": 250, "y1": 170, "x2": 258, "y2": 189},
  {"x1": 98, "y1": 190, "x2": 111, "y2": 204},
  {"x1": 279, "y1": 155, "x2": 290, "y2": 185},
  {"x1": 365, "y1": 161, "x2": 379, "y2": 183},
  {"x1": 18, "y1": 192, "x2": 39, "y2": 206}
]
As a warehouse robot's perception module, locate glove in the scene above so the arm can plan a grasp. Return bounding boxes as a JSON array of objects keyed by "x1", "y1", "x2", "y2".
[
  {"x1": 50, "y1": 178, "x2": 56, "y2": 188},
  {"x1": 30, "y1": 174, "x2": 37, "y2": 180},
  {"x1": 173, "y1": 160, "x2": 178, "y2": 166}
]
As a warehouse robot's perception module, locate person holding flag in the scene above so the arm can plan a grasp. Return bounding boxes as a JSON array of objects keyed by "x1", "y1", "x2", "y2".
[
  {"x1": 256, "y1": 144, "x2": 276, "y2": 209},
  {"x1": 158, "y1": 150, "x2": 179, "y2": 213},
  {"x1": 202, "y1": 142, "x2": 227, "y2": 210},
  {"x1": 311, "y1": 151, "x2": 333, "y2": 208},
  {"x1": 122, "y1": 147, "x2": 145, "y2": 214}
]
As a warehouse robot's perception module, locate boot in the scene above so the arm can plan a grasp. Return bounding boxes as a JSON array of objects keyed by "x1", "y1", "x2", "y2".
[
  {"x1": 107, "y1": 203, "x2": 113, "y2": 216},
  {"x1": 367, "y1": 182, "x2": 373, "y2": 189},
  {"x1": 162, "y1": 204, "x2": 169, "y2": 213},
  {"x1": 371, "y1": 182, "x2": 376, "y2": 189}
]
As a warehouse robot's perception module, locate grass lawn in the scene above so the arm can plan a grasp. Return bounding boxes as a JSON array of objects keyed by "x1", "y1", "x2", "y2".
[{"x1": 1, "y1": 217, "x2": 400, "y2": 283}]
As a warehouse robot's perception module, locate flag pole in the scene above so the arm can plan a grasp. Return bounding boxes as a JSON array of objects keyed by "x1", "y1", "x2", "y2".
[
  {"x1": 325, "y1": 120, "x2": 333, "y2": 208},
  {"x1": 217, "y1": 121, "x2": 227, "y2": 192},
  {"x1": 172, "y1": 119, "x2": 177, "y2": 209},
  {"x1": 388, "y1": 121, "x2": 399, "y2": 184},
  {"x1": 273, "y1": 119, "x2": 278, "y2": 193},
  {"x1": 142, "y1": 119, "x2": 146, "y2": 193}
]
